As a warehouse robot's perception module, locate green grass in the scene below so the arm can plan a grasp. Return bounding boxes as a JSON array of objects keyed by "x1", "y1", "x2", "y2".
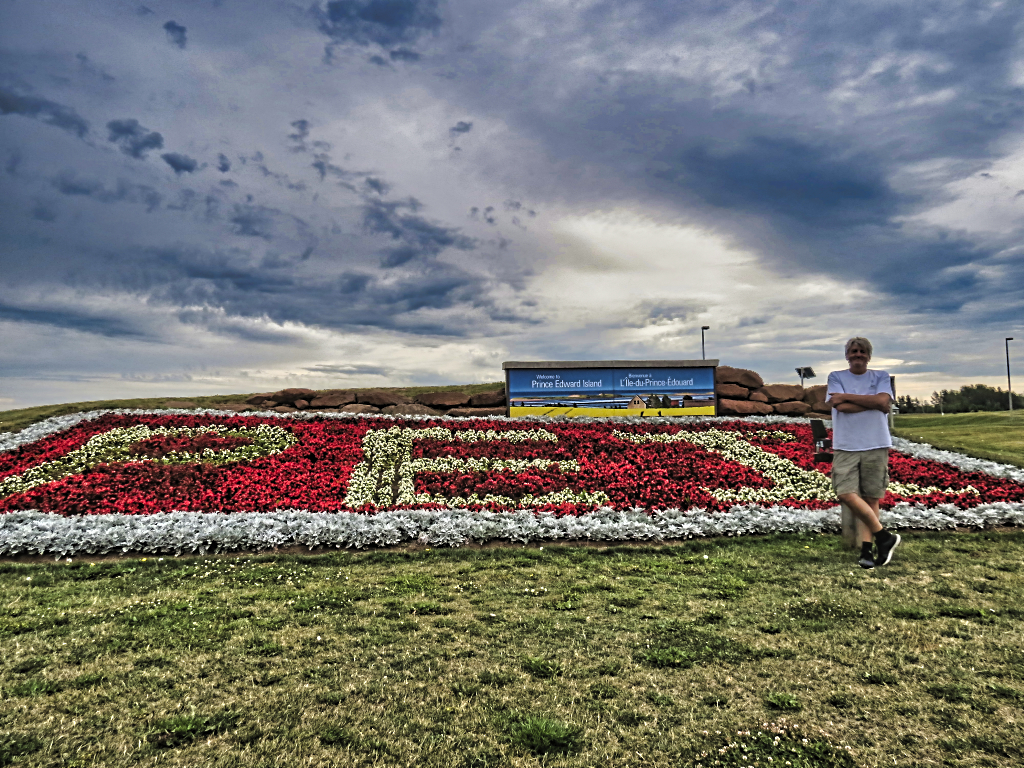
[
  {"x1": 0, "y1": 383, "x2": 504, "y2": 435},
  {"x1": 893, "y1": 411, "x2": 1024, "y2": 468},
  {"x1": 2, "y1": 531, "x2": 1024, "y2": 767}
]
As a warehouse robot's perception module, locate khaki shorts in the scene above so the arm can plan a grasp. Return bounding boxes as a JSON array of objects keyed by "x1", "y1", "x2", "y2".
[{"x1": 831, "y1": 448, "x2": 889, "y2": 499}]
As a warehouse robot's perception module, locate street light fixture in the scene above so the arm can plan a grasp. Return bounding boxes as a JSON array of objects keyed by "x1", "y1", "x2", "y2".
[
  {"x1": 701, "y1": 326, "x2": 710, "y2": 360},
  {"x1": 1007, "y1": 337, "x2": 1015, "y2": 412},
  {"x1": 795, "y1": 366, "x2": 816, "y2": 387}
]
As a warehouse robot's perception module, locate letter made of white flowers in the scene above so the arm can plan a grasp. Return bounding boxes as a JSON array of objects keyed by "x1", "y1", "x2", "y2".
[
  {"x1": 0, "y1": 424, "x2": 298, "y2": 499},
  {"x1": 343, "y1": 426, "x2": 609, "y2": 509}
]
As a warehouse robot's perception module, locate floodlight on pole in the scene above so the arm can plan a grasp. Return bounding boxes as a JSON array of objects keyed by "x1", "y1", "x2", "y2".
[
  {"x1": 701, "y1": 326, "x2": 710, "y2": 360},
  {"x1": 795, "y1": 366, "x2": 816, "y2": 387},
  {"x1": 1007, "y1": 338, "x2": 1015, "y2": 412}
]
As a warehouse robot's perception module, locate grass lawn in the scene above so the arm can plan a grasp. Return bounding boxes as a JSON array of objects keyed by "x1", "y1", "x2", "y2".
[
  {"x1": 0, "y1": 383, "x2": 504, "y2": 436},
  {"x1": 893, "y1": 412, "x2": 1024, "y2": 469},
  {"x1": 3, "y1": 532, "x2": 1023, "y2": 767}
]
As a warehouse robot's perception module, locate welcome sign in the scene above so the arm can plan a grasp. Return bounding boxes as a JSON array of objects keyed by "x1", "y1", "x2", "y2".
[{"x1": 504, "y1": 360, "x2": 718, "y2": 417}]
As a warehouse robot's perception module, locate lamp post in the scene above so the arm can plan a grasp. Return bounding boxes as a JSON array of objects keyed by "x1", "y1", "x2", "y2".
[
  {"x1": 1007, "y1": 337, "x2": 1015, "y2": 412},
  {"x1": 701, "y1": 326, "x2": 710, "y2": 360}
]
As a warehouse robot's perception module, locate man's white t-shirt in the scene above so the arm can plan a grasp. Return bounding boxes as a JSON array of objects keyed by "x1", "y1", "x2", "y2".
[{"x1": 827, "y1": 369, "x2": 893, "y2": 451}]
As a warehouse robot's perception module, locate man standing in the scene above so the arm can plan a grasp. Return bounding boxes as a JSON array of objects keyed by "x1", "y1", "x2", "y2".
[{"x1": 826, "y1": 337, "x2": 901, "y2": 569}]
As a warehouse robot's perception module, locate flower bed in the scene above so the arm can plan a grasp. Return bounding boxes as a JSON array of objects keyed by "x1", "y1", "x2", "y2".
[{"x1": 1, "y1": 409, "x2": 1022, "y2": 555}]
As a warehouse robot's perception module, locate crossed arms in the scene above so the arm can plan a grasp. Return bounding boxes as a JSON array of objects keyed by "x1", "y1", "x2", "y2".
[{"x1": 826, "y1": 392, "x2": 891, "y2": 413}]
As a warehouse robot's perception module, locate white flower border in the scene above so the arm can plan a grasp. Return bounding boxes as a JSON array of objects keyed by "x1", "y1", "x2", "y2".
[
  {"x1": 1, "y1": 409, "x2": 1022, "y2": 556},
  {"x1": 2, "y1": 503, "x2": 1024, "y2": 558}
]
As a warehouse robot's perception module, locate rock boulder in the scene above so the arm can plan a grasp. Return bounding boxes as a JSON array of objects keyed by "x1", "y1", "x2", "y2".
[
  {"x1": 382, "y1": 404, "x2": 442, "y2": 416},
  {"x1": 773, "y1": 401, "x2": 812, "y2": 416},
  {"x1": 716, "y1": 383, "x2": 749, "y2": 400},
  {"x1": 717, "y1": 399, "x2": 773, "y2": 416},
  {"x1": 469, "y1": 390, "x2": 506, "y2": 407},
  {"x1": 310, "y1": 391, "x2": 356, "y2": 408},
  {"x1": 341, "y1": 403, "x2": 381, "y2": 414},
  {"x1": 415, "y1": 391, "x2": 471, "y2": 409},
  {"x1": 446, "y1": 407, "x2": 506, "y2": 418},
  {"x1": 357, "y1": 390, "x2": 412, "y2": 408},
  {"x1": 245, "y1": 393, "x2": 275, "y2": 405},
  {"x1": 715, "y1": 365, "x2": 764, "y2": 390},
  {"x1": 749, "y1": 391, "x2": 769, "y2": 403},
  {"x1": 270, "y1": 388, "x2": 317, "y2": 405},
  {"x1": 803, "y1": 384, "x2": 828, "y2": 405},
  {"x1": 755, "y1": 384, "x2": 805, "y2": 404}
]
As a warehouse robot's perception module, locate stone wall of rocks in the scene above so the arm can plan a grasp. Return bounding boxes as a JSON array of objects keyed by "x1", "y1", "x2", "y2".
[
  {"x1": 715, "y1": 365, "x2": 830, "y2": 419},
  {"x1": 203, "y1": 387, "x2": 507, "y2": 417},
  {"x1": 179, "y1": 369, "x2": 829, "y2": 421}
]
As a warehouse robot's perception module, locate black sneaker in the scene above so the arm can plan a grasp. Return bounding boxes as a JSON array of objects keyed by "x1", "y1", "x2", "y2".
[
  {"x1": 858, "y1": 554, "x2": 875, "y2": 569},
  {"x1": 875, "y1": 533, "x2": 901, "y2": 566}
]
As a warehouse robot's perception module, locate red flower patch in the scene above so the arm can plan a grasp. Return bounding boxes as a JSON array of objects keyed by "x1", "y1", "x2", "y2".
[{"x1": 1, "y1": 414, "x2": 1021, "y2": 516}]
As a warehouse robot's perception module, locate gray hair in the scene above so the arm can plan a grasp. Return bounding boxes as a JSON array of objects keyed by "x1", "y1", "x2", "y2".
[{"x1": 845, "y1": 337, "x2": 873, "y2": 358}]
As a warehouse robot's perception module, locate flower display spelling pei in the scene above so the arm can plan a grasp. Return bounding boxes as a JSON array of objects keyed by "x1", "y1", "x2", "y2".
[{"x1": 0, "y1": 410, "x2": 1021, "y2": 555}]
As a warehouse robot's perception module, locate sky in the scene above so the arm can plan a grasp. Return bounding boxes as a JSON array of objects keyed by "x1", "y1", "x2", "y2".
[{"x1": 2, "y1": 0, "x2": 1023, "y2": 410}]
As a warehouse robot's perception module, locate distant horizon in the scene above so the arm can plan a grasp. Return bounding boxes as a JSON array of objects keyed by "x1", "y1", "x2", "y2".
[{"x1": 3, "y1": 372, "x2": 1020, "y2": 413}]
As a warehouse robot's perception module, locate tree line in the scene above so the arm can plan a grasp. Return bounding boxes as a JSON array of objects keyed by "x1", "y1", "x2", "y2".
[{"x1": 895, "y1": 384, "x2": 1023, "y2": 414}]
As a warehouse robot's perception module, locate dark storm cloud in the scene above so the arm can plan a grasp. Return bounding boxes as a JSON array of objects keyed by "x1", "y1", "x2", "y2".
[
  {"x1": 305, "y1": 363, "x2": 393, "y2": 376},
  {"x1": 288, "y1": 119, "x2": 310, "y2": 152},
  {"x1": 106, "y1": 118, "x2": 164, "y2": 159},
  {"x1": 52, "y1": 172, "x2": 163, "y2": 211},
  {"x1": 161, "y1": 152, "x2": 198, "y2": 174},
  {"x1": 632, "y1": 300, "x2": 704, "y2": 326},
  {"x1": 311, "y1": 151, "x2": 367, "y2": 188},
  {"x1": 361, "y1": 197, "x2": 476, "y2": 267},
  {"x1": 656, "y1": 137, "x2": 895, "y2": 227},
  {"x1": 389, "y1": 48, "x2": 420, "y2": 62},
  {"x1": 428, "y1": 0, "x2": 1024, "y2": 319},
  {"x1": 364, "y1": 177, "x2": 389, "y2": 195},
  {"x1": 5, "y1": 151, "x2": 22, "y2": 176},
  {"x1": 75, "y1": 53, "x2": 115, "y2": 82},
  {"x1": 469, "y1": 206, "x2": 495, "y2": 225},
  {"x1": 229, "y1": 204, "x2": 275, "y2": 239},
  {"x1": 0, "y1": 88, "x2": 89, "y2": 137},
  {"x1": 217, "y1": 153, "x2": 231, "y2": 172},
  {"x1": 0, "y1": 301, "x2": 150, "y2": 339},
  {"x1": 137, "y1": 244, "x2": 510, "y2": 336},
  {"x1": 31, "y1": 202, "x2": 57, "y2": 222},
  {"x1": 315, "y1": 0, "x2": 442, "y2": 48},
  {"x1": 163, "y1": 20, "x2": 187, "y2": 49},
  {"x1": 449, "y1": 120, "x2": 472, "y2": 135}
]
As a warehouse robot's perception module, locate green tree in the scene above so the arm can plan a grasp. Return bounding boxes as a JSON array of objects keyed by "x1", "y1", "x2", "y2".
[{"x1": 929, "y1": 384, "x2": 1023, "y2": 413}]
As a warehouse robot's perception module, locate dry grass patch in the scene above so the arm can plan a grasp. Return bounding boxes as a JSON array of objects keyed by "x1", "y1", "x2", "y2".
[{"x1": 1, "y1": 531, "x2": 1023, "y2": 766}]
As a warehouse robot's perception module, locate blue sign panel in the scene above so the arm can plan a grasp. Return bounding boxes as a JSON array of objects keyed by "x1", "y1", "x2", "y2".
[
  {"x1": 613, "y1": 368, "x2": 715, "y2": 393},
  {"x1": 508, "y1": 366, "x2": 717, "y2": 417},
  {"x1": 507, "y1": 368, "x2": 616, "y2": 396}
]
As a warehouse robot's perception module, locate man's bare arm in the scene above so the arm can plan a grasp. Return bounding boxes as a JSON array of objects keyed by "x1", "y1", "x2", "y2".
[
  {"x1": 833, "y1": 402, "x2": 869, "y2": 413},
  {"x1": 827, "y1": 392, "x2": 891, "y2": 413}
]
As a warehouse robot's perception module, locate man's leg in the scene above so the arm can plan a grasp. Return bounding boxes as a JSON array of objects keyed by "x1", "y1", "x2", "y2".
[
  {"x1": 861, "y1": 449, "x2": 901, "y2": 566},
  {"x1": 837, "y1": 492, "x2": 882, "y2": 540},
  {"x1": 832, "y1": 450, "x2": 879, "y2": 567}
]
